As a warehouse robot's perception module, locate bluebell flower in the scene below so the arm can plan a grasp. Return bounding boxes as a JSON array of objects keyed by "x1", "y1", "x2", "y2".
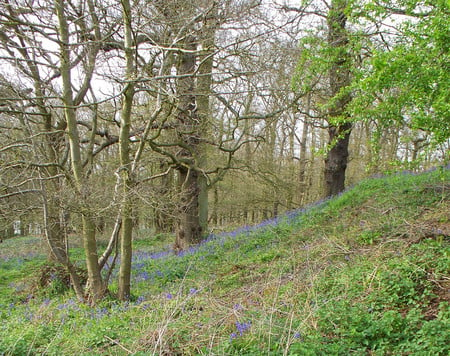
[
  {"x1": 151, "y1": 251, "x2": 170, "y2": 259},
  {"x1": 235, "y1": 321, "x2": 251, "y2": 336},
  {"x1": 139, "y1": 271, "x2": 151, "y2": 281},
  {"x1": 96, "y1": 307, "x2": 108, "y2": 318},
  {"x1": 133, "y1": 262, "x2": 145, "y2": 270},
  {"x1": 24, "y1": 310, "x2": 33, "y2": 321}
]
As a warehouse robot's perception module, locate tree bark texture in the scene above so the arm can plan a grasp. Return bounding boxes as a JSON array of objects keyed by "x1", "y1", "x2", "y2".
[
  {"x1": 324, "y1": 122, "x2": 352, "y2": 196},
  {"x1": 324, "y1": 0, "x2": 352, "y2": 197},
  {"x1": 175, "y1": 167, "x2": 202, "y2": 251},
  {"x1": 174, "y1": 35, "x2": 203, "y2": 250},
  {"x1": 196, "y1": 5, "x2": 217, "y2": 234},
  {"x1": 118, "y1": 0, "x2": 135, "y2": 301}
]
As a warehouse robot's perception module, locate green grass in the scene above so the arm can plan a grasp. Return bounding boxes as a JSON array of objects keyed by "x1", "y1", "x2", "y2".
[{"x1": 1, "y1": 168, "x2": 449, "y2": 355}]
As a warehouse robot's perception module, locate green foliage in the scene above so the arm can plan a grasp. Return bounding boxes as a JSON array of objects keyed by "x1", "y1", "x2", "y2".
[
  {"x1": 350, "y1": 0, "x2": 450, "y2": 143},
  {"x1": 0, "y1": 170, "x2": 449, "y2": 355}
]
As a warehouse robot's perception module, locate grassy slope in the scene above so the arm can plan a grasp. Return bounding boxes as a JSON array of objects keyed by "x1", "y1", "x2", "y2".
[{"x1": 0, "y1": 168, "x2": 449, "y2": 355}]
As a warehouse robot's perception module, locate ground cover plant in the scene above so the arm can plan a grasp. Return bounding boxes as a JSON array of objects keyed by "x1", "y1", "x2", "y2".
[{"x1": 1, "y1": 167, "x2": 449, "y2": 355}]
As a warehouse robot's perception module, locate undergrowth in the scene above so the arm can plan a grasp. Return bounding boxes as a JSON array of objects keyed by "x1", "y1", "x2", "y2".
[{"x1": 1, "y1": 168, "x2": 449, "y2": 355}]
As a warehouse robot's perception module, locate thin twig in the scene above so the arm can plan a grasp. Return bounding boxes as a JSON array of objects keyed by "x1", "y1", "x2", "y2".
[{"x1": 104, "y1": 335, "x2": 133, "y2": 354}]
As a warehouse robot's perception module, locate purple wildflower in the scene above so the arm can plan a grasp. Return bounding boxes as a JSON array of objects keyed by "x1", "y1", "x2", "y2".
[
  {"x1": 235, "y1": 321, "x2": 251, "y2": 336},
  {"x1": 230, "y1": 332, "x2": 238, "y2": 341},
  {"x1": 96, "y1": 307, "x2": 109, "y2": 318},
  {"x1": 140, "y1": 271, "x2": 151, "y2": 281},
  {"x1": 24, "y1": 310, "x2": 33, "y2": 321}
]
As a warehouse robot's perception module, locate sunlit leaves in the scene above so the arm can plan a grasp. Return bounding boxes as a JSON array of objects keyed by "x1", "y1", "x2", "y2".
[{"x1": 349, "y1": 0, "x2": 450, "y2": 143}]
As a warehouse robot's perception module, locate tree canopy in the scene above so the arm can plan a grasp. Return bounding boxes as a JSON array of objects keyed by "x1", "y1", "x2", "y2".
[{"x1": 350, "y1": 0, "x2": 450, "y2": 145}]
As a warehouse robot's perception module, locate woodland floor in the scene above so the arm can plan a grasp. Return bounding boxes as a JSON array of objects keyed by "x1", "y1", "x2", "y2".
[{"x1": 1, "y1": 167, "x2": 449, "y2": 355}]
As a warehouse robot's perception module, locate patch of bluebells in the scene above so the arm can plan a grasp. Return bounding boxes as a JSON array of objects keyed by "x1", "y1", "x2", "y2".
[
  {"x1": 133, "y1": 268, "x2": 171, "y2": 284},
  {"x1": 111, "y1": 164, "x2": 450, "y2": 285},
  {"x1": 176, "y1": 245, "x2": 202, "y2": 257},
  {"x1": 111, "y1": 301, "x2": 130, "y2": 313},
  {"x1": 135, "y1": 295, "x2": 145, "y2": 305},
  {"x1": 132, "y1": 249, "x2": 171, "y2": 263},
  {"x1": 134, "y1": 262, "x2": 146, "y2": 270},
  {"x1": 172, "y1": 208, "x2": 314, "y2": 260},
  {"x1": 8, "y1": 303, "x2": 15, "y2": 316},
  {"x1": 137, "y1": 270, "x2": 151, "y2": 281},
  {"x1": 90, "y1": 306, "x2": 109, "y2": 319},
  {"x1": 367, "y1": 163, "x2": 450, "y2": 180},
  {"x1": 23, "y1": 307, "x2": 34, "y2": 321},
  {"x1": 230, "y1": 320, "x2": 252, "y2": 341},
  {"x1": 0, "y1": 246, "x2": 43, "y2": 265},
  {"x1": 118, "y1": 197, "x2": 334, "y2": 281}
]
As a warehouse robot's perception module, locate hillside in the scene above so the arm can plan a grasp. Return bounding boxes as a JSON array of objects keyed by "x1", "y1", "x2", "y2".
[{"x1": 1, "y1": 168, "x2": 449, "y2": 355}]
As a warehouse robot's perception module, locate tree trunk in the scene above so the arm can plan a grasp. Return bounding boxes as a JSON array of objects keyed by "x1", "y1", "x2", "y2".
[
  {"x1": 173, "y1": 33, "x2": 203, "y2": 250},
  {"x1": 211, "y1": 186, "x2": 219, "y2": 226},
  {"x1": 196, "y1": 4, "x2": 218, "y2": 234},
  {"x1": 55, "y1": 0, "x2": 104, "y2": 302},
  {"x1": 174, "y1": 167, "x2": 202, "y2": 251},
  {"x1": 324, "y1": 0, "x2": 352, "y2": 197},
  {"x1": 118, "y1": 0, "x2": 135, "y2": 301},
  {"x1": 298, "y1": 120, "x2": 310, "y2": 206},
  {"x1": 298, "y1": 94, "x2": 311, "y2": 206},
  {"x1": 324, "y1": 123, "x2": 352, "y2": 196}
]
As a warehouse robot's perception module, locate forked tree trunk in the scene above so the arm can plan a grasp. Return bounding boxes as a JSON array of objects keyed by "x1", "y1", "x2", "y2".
[{"x1": 55, "y1": 0, "x2": 104, "y2": 302}]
